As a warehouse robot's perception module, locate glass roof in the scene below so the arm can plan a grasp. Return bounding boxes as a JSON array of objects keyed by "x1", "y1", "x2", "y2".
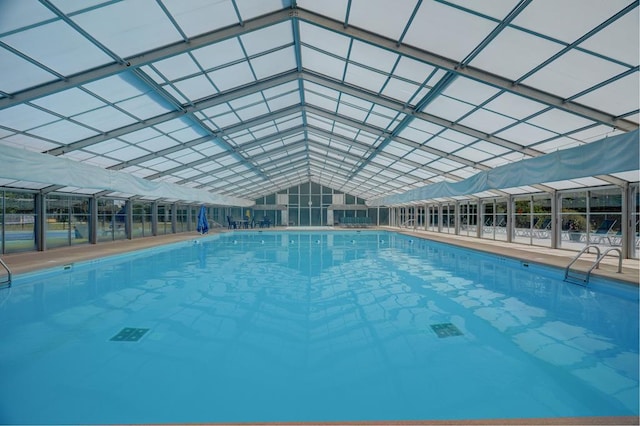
[{"x1": 0, "y1": 0, "x2": 638, "y2": 205}]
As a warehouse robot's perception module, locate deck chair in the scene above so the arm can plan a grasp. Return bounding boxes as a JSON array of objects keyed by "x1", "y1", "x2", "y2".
[
  {"x1": 533, "y1": 218, "x2": 552, "y2": 239},
  {"x1": 589, "y1": 219, "x2": 617, "y2": 244}
]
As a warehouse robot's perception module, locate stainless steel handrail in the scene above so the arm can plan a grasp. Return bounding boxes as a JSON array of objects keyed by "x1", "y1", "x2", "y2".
[{"x1": 0, "y1": 257, "x2": 11, "y2": 288}]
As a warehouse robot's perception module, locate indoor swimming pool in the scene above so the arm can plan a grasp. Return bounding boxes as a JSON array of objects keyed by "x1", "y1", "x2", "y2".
[{"x1": 0, "y1": 230, "x2": 638, "y2": 424}]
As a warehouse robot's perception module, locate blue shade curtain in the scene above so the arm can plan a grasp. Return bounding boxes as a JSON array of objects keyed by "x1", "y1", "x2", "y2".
[{"x1": 197, "y1": 205, "x2": 209, "y2": 234}]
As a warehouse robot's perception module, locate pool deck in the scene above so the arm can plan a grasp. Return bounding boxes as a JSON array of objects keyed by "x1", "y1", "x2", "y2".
[{"x1": 1, "y1": 227, "x2": 638, "y2": 426}]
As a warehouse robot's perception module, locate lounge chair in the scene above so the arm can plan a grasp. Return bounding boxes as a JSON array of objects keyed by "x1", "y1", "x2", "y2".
[
  {"x1": 589, "y1": 219, "x2": 617, "y2": 244},
  {"x1": 533, "y1": 218, "x2": 552, "y2": 239}
]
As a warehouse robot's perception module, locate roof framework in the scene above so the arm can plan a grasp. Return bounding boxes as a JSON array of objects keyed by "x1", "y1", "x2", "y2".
[{"x1": 0, "y1": 0, "x2": 638, "y2": 205}]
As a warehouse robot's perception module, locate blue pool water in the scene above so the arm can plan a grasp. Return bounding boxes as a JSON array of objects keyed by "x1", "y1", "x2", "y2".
[{"x1": 0, "y1": 231, "x2": 638, "y2": 424}]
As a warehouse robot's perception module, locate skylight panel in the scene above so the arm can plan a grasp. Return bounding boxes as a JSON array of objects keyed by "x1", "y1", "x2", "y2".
[
  {"x1": 533, "y1": 137, "x2": 582, "y2": 153},
  {"x1": 267, "y1": 92, "x2": 300, "y2": 111},
  {"x1": 84, "y1": 139, "x2": 129, "y2": 155},
  {"x1": 299, "y1": 22, "x2": 350, "y2": 58},
  {"x1": 1, "y1": 1, "x2": 55, "y2": 32},
  {"x1": 161, "y1": 85, "x2": 189, "y2": 105},
  {"x1": 470, "y1": 27, "x2": 564, "y2": 81},
  {"x1": 206, "y1": 113, "x2": 238, "y2": 130},
  {"x1": 403, "y1": 1, "x2": 496, "y2": 62},
  {"x1": 496, "y1": 123, "x2": 558, "y2": 146},
  {"x1": 424, "y1": 96, "x2": 476, "y2": 122},
  {"x1": 511, "y1": 1, "x2": 628, "y2": 44},
  {"x1": 234, "y1": 102, "x2": 270, "y2": 121},
  {"x1": 574, "y1": 72, "x2": 639, "y2": 118},
  {"x1": 458, "y1": 108, "x2": 517, "y2": 134},
  {"x1": 579, "y1": 10, "x2": 639, "y2": 66},
  {"x1": 2, "y1": 20, "x2": 112, "y2": 77},
  {"x1": 155, "y1": 117, "x2": 193, "y2": 133},
  {"x1": 72, "y1": 0, "x2": 181, "y2": 58},
  {"x1": 73, "y1": 106, "x2": 136, "y2": 132},
  {"x1": 241, "y1": 22, "x2": 292, "y2": 56},
  {"x1": 527, "y1": 109, "x2": 595, "y2": 134},
  {"x1": 429, "y1": 158, "x2": 464, "y2": 173},
  {"x1": 107, "y1": 145, "x2": 149, "y2": 162},
  {"x1": 251, "y1": 46, "x2": 297, "y2": 80},
  {"x1": 390, "y1": 161, "x2": 416, "y2": 174},
  {"x1": 83, "y1": 74, "x2": 147, "y2": 103},
  {"x1": 0, "y1": 48, "x2": 57, "y2": 93},
  {"x1": 84, "y1": 156, "x2": 120, "y2": 169},
  {"x1": 152, "y1": 53, "x2": 201, "y2": 81},
  {"x1": 424, "y1": 136, "x2": 464, "y2": 154},
  {"x1": 59, "y1": 150, "x2": 95, "y2": 162},
  {"x1": 332, "y1": 123, "x2": 358, "y2": 140},
  {"x1": 137, "y1": 135, "x2": 181, "y2": 151},
  {"x1": 304, "y1": 91, "x2": 339, "y2": 112},
  {"x1": 173, "y1": 169, "x2": 200, "y2": 179},
  {"x1": 227, "y1": 131, "x2": 254, "y2": 145},
  {"x1": 1, "y1": 134, "x2": 59, "y2": 152},
  {"x1": 443, "y1": 76, "x2": 501, "y2": 106},
  {"x1": 173, "y1": 74, "x2": 218, "y2": 102},
  {"x1": 0, "y1": 104, "x2": 58, "y2": 131},
  {"x1": 440, "y1": 129, "x2": 478, "y2": 145},
  {"x1": 301, "y1": 46, "x2": 346, "y2": 81},
  {"x1": 408, "y1": 168, "x2": 435, "y2": 180},
  {"x1": 336, "y1": 99, "x2": 370, "y2": 122},
  {"x1": 228, "y1": 92, "x2": 264, "y2": 109},
  {"x1": 405, "y1": 150, "x2": 437, "y2": 163},
  {"x1": 32, "y1": 88, "x2": 106, "y2": 117},
  {"x1": 569, "y1": 125, "x2": 620, "y2": 143},
  {"x1": 162, "y1": 0, "x2": 240, "y2": 38},
  {"x1": 472, "y1": 140, "x2": 510, "y2": 156},
  {"x1": 208, "y1": 61, "x2": 256, "y2": 92},
  {"x1": 454, "y1": 146, "x2": 494, "y2": 163},
  {"x1": 483, "y1": 92, "x2": 547, "y2": 120},
  {"x1": 354, "y1": 129, "x2": 381, "y2": 145},
  {"x1": 29, "y1": 120, "x2": 98, "y2": 144},
  {"x1": 166, "y1": 150, "x2": 204, "y2": 164},
  {"x1": 306, "y1": 115, "x2": 334, "y2": 131},
  {"x1": 170, "y1": 126, "x2": 207, "y2": 143},
  {"x1": 117, "y1": 95, "x2": 174, "y2": 121},
  {"x1": 522, "y1": 49, "x2": 629, "y2": 99},
  {"x1": 251, "y1": 124, "x2": 278, "y2": 139},
  {"x1": 297, "y1": 0, "x2": 347, "y2": 23},
  {"x1": 200, "y1": 103, "x2": 233, "y2": 117},
  {"x1": 349, "y1": 39, "x2": 398, "y2": 74},
  {"x1": 385, "y1": 141, "x2": 411, "y2": 157},
  {"x1": 344, "y1": 64, "x2": 389, "y2": 93},
  {"x1": 382, "y1": 78, "x2": 422, "y2": 104},
  {"x1": 192, "y1": 38, "x2": 246, "y2": 71}
]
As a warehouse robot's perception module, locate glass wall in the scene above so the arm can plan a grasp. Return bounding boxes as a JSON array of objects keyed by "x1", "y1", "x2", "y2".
[
  {"x1": 254, "y1": 182, "x2": 378, "y2": 227},
  {"x1": 45, "y1": 194, "x2": 90, "y2": 249},
  {"x1": 512, "y1": 195, "x2": 552, "y2": 247},
  {"x1": 132, "y1": 201, "x2": 153, "y2": 238},
  {"x1": 1, "y1": 191, "x2": 36, "y2": 254},
  {"x1": 97, "y1": 199, "x2": 127, "y2": 242}
]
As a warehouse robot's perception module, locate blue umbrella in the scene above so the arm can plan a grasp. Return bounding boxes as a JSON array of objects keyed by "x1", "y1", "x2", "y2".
[{"x1": 197, "y1": 205, "x2": 209, "y2": 234}]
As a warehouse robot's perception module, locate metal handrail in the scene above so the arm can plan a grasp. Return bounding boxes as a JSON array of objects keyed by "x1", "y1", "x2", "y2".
[
  {"x1": 564, "y1": 245, "x2": 601, "y2": 285},
  {"x1": 0, "y1": 257, "x2": 11, "y2": 288},
  {"x1": 594, "y1": 248, "x2": 623, "y2": 274}
]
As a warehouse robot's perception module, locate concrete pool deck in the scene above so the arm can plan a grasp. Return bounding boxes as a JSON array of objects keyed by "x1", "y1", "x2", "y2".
[{"x1": 0, "y1": 226, "x2": 638, "y2": 426}]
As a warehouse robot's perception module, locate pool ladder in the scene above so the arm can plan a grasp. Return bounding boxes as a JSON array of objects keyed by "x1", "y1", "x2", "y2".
[
  {"x1": 0, "y1": 257, "x2": 11, "y2": 289},
  {"x1": 564, "y1": 245, "x2": 622, "y2": 286}
]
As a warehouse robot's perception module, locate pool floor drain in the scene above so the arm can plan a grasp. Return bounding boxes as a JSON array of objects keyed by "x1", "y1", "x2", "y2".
[
  {"x1": 110, "y1": 327, "x2": 149, "y2": 342},
  {"x1": 430, "y1": 323, "x2": 463, "y2": 338}
]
